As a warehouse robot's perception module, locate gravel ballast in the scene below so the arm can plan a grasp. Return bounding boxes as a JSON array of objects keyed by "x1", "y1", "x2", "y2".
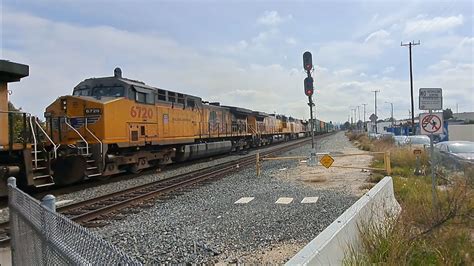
[{"x1": 91, "y1": 132, "x2": 359, "y2": 264}]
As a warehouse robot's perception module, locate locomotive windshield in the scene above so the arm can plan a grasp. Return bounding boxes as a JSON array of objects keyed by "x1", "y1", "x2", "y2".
[
  {"x1": 73, "y1": 86, "x2": 124, "y2": 97},
  {"x1": 92, "y1": 86, "x2": 124, "y2": 97},
  {"x1": 73, "y1": 88, "x2": 91, "y2": 96}
]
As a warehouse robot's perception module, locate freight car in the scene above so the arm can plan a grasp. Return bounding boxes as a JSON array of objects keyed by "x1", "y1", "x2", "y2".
[{"x1": 1, "y1": 66, "x2": 328, "y2": 195}]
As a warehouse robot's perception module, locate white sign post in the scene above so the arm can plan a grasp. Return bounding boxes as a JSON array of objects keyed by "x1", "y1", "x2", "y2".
[{"x1": 419, "y1": 88, "x2": 443, "y2": 211}]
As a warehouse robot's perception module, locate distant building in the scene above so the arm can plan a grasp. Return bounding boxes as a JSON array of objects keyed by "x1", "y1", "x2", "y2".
[{"x1": 452, "y1": 112, "x2": 474, "y2": 122}]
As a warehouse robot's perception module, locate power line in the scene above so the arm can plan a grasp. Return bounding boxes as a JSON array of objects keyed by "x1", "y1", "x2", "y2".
[{"x1": 401, "y1": 40, "x2": 420, "y2": 135}]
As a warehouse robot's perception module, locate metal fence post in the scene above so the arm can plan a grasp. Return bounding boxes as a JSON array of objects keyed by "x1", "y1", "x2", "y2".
[
  {"x1": 7, "y1": 177, "x2": 16, "y2": 265},
  {"x1": 41, "y1": 195, "x2": 56, "y2": 212},
  {"x1": 7, "y1": 176, "x2": 16, "y2": 188},
  {"x1": 41, "y1": 194, "x2": 56, "y2": 265}
]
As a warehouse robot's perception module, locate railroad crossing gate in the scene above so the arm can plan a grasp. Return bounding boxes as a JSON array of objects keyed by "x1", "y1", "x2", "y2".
[
  {"x1": 420, "y1": 113, "x2": 443, "y2": 135},
  {"x1": 319, "y1": 154, "x2": 334, "y2": 168}
]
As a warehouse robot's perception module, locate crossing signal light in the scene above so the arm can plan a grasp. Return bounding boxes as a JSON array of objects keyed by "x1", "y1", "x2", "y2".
[
  {"x1": 303, "y1": 51, "x2": 313, "y2": 71},
  {"x1": 304, "y1": 77, "x2": 314, "y2": 96}
]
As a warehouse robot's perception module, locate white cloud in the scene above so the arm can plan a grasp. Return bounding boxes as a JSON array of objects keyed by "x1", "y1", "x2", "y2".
[
  {"x1": 382, "y1": 66, "x2": 395, "y2": 74},
  {"x1": 257, "y1": 10, "x2": 292, "y2": 26},
  {"x1": 285, "y1": 37, "x2": 297, "y2": 45},
  {"x1": 364, "y1": 29, "x2": 391, "y2": 43},
  {"x1": 3, "y1": 7, "x2": 472, "y2": 124},
  {"x1": 428, "y1": 60, "x2": 452, "y2": 72},
  {"x1": 445, "y1": 37, "x2": 474, "y2": 61},
  {"x1": 333, "y1": 69, "x2": 354, "y2": 76},
  {"x1": 3, "y1": 10, "x2": 313, "y2": 121},
  {"x1": 225, "y1": 40, "x2": 248, "y2": 53},
  {"x1": 404, "y1": 14, "x2": 464, "y2": 35}
]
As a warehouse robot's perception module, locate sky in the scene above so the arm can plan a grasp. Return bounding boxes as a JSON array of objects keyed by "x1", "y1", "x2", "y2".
[{"x1": 1, "y1": 0, "x2": 473, "y2": 124}]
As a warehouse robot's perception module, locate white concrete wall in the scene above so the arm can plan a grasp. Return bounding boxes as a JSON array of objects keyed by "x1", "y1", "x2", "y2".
[
  {"x1": 448, "y1": 124, "x2": 474, "y2": 141},
  {"x1": 286, "y1": 176, "x2": 401, "y2": 266},
  {"x1": 368, "y1": 121, "x2": 392, "y2": 134}
]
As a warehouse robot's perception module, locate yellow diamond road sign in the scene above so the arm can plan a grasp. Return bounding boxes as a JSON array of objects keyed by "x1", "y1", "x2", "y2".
[{"x1": 319, "y1": 154, "x2": 334, "y2": 168}]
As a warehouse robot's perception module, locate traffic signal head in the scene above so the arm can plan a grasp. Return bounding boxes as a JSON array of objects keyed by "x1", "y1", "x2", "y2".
[
  {"x1": 303, "y1": 51, "x2": 313, "y2": 71},
  {"x1": 304, "y1": 77, "x2": 314, "y2": 96}
]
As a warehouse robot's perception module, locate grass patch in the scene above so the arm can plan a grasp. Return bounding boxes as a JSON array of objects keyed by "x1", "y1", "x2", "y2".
[
  {"x1": 359, "y1": 183, "x2": 375, "y2": 190},
  {"x1": 345, "y1": 130, "x2": 474, "y2": 265},
  {"x1": 366, "y1": 173, "x2": 383, "y2": 183}
]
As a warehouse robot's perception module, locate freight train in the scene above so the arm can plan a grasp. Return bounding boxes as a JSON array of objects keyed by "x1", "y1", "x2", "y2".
[{"x1": 0, "y1": 63, "x2": 332, "y2": 196}]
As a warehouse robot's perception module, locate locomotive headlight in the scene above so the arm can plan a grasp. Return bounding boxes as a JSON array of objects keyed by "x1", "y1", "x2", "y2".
[{"x1": 61, "y1": 99, "x2": 67, "y2": 110}]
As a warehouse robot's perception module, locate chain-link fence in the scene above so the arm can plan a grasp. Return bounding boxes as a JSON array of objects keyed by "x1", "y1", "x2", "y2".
[{"x1": 8, "y1": 177, "x2": 141, "y2": 265}]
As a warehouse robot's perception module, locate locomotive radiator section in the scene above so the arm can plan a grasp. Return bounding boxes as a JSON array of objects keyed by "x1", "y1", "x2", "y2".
[{"x1": 175, "y1": 141, "x2": 232, "y2": 162}]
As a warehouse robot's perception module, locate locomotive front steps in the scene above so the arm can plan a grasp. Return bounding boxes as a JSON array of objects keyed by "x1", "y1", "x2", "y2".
[{"x1": 30, "y1": 144, "x2": 55, "y2": 188}]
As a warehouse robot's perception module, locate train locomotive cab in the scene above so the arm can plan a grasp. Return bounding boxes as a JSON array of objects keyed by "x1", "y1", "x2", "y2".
[{"x1": 45, "y1": 68, "x2": 181, "y2": 184}]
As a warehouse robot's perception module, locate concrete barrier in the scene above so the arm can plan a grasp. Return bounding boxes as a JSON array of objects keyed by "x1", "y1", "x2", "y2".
[
  {"x1": 286, "y1": 176, "x2": 401, "y2": 266},
  {"x1": 0, "y1": 246, "x2": 11, "y2": 266}
]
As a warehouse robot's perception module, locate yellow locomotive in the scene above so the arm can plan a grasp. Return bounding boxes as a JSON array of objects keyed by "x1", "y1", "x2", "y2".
[
  {"x1": 43, "y1": 68, "x2": 309, "y2": 185},
  {"x1": 2, "y1": 66, "x2": 335, "y2": 194}
]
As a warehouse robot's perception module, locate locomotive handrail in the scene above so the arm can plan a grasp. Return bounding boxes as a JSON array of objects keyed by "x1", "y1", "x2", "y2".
[
  {"x1": 64, "y1": 117, "x2": 89, "y2": 155},
  {"x1": 33, "y1": 117, "x2": 58, "y2": 158},
  {"x1": 28, "y1": 116, "x2": 38, "y2": 169},
  {"x1": 85, "y1": 117, "x2": 103, "y2": 158}
]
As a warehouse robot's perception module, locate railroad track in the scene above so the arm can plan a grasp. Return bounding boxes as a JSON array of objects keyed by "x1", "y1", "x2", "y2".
[{"x1": 0, "y1": 133, "x2": 332, "y2": 245}]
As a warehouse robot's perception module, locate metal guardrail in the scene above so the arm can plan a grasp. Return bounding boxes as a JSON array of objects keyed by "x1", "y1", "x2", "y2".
[{"x1": 7, "y1": 177, "x2": 141, "y2": 265}]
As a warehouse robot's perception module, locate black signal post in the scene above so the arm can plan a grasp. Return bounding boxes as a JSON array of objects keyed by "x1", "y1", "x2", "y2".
[{"x1": 303, "y1": 51, "x2": 316, "y2": 162}]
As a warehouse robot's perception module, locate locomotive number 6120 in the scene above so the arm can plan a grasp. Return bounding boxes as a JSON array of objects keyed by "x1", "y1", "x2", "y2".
[{"x1": 130, "y1": 106, "x2": 153, "y2": 119}]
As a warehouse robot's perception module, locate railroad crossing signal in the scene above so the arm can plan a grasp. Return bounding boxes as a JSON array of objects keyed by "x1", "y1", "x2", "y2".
[
  {"x1": 304, "y1": 77, "x2": 314, "y2": 96},
  {"x1": 319, "y1": 154, "x2": 334, "y2": 168},
  {"x1": 303, "y1": 51, "x2": 313, "y2": 71}
]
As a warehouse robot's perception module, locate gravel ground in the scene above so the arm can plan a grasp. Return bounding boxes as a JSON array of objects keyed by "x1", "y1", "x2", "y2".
[{"x1": 90, "y1": 132, "x2": 359, "y2": 264}]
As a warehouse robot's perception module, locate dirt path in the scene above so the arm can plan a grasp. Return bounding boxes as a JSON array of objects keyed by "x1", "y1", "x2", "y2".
[{"x1": 278, "y1": 131, "x2": 374, "y2": 197}]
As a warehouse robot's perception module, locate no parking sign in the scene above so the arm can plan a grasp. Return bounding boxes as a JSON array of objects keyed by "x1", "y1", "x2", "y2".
[{"x1": 420, "y1": 113, "x2": 443, "y2": 135}]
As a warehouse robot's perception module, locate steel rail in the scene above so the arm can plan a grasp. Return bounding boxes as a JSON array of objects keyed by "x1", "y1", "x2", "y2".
[{"x1": 63, "y1": 136, "x2": 315, "y2": 224}]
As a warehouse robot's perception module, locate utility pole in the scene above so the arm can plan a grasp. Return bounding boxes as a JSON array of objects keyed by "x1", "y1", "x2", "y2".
[
  {"x1": 362, "y1": 103, "x2": 367, "y2": 131},
  {"x1": 372, "y1": 90, "x2": 380, "y2": 133},
  {"x1": 456, "y1": 103, "x2": 459, "y2": 114},
  {"x1": 385, "y1": 102, "x2": 394, "y2": 127},
  {"x1": 401, "y1": 40, "x2": 420, "y2": 135},
  {"x1": 357, "y1": 106, "x2": 361, "y2": 129},
  {"x1": 351, "y1": 108, "x2": 356, "y2": 128},
  {"x1": 350, "y1": 110, "x2": 353, "y2": 127}
]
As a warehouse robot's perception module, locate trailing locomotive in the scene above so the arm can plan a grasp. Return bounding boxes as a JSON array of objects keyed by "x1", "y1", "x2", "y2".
[{"x1": 1, "y1": 66, "x2": 332, "y2": 195}]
